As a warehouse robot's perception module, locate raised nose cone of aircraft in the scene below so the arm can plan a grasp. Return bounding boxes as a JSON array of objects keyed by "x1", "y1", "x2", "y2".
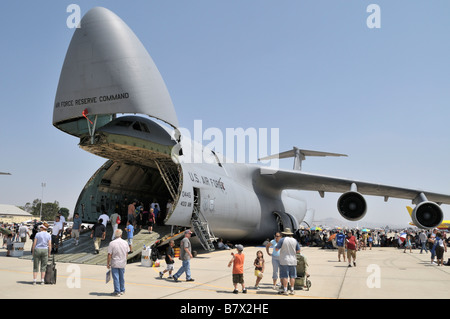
[{"x1": 53, "y1": 7, "x2": 178, "y2": 136}]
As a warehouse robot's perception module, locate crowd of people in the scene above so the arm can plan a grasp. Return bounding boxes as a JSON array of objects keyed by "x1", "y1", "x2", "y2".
[
  {"x1": 226, "y1": 228, "x2": 304, "y2": 295},
  {"x1": 289, "y1": 226, "x2": 449, "y2": 266},
  {"x1": 0, "y1": 198, "x2": 170, "y2": 255},
  {"x1": 2, "y1": 211, "x2": 449, "y2": 295},
  {"x1": 289, "y1": 227, "x2": 448, "y2": 251}
]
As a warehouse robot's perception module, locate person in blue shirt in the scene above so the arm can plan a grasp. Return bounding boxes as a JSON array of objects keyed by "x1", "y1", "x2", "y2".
[
  {"x1": 265, "y1": 232, "x2": 281, "y2": 290},
  {"x1": 336, "y1": 230, "x2": 346, "y2": 262},
  {"x1": 126, "y1": 221, "x2": 134, "y2": 253},
  {"x1": 71, "y1": 212, "x2": 82, "y2": 246}
]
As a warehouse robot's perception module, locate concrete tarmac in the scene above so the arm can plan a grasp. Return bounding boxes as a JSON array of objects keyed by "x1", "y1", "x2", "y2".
[{"x1": 1, "y1": 240, "x2": 449, "y2": 300}]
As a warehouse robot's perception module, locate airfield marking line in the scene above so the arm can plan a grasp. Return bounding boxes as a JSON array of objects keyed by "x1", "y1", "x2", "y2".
[
  {"x1": 335, "y1": 264, "x2": 349, "y2": 299},
  {"x1": 0, "y1": 268, "x2": 32, "y2": 276}
]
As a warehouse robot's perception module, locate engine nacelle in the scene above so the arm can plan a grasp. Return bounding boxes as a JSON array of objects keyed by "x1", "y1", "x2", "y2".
[
  {"x1": 337, "y1": 191, "x2": 367, "y2": 221},
  {"x1": 411, "y1": 201, "x2": 443, "y2": 229}
]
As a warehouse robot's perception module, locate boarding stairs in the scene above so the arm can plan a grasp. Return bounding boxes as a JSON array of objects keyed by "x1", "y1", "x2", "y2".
[{"x1": 191, "y1": 205, "x2": 216, "y2": 252}]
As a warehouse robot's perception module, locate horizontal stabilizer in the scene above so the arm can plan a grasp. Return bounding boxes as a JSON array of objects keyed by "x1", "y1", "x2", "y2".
[{"x1": 259, "y1": 147, "x2": 347, "y2": 170}]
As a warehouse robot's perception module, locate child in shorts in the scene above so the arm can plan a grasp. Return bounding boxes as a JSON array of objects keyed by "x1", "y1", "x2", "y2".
[
  {"x1": 253, "y1": 250, "x2": 265, "y2": 289},
  {"x1": 126, "y1": 221, "x2": 134, "y2": 253},
  {"x1": 228, "y1": 244, "x2": 246, "y2": 294},
  {"x1": 160, "y1": 240, "x2": 175, "y2": 278}
]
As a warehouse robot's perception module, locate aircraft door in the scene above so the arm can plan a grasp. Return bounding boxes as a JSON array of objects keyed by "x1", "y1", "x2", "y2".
[{"x1": 165, "y1": 167, "x2": 195, "y2": 227}]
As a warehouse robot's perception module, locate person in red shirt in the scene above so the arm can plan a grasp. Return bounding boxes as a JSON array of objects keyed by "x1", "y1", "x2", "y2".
[
  {"x1": 228, "y1": 244, "x2": 247, "y2": 294},
  {"x1": 345, "y1": 231, "x2": 358, "y2": 267}
]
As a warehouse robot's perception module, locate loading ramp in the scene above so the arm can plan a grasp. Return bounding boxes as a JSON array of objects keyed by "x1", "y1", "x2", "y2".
[{"x1": 20, "y1": 225, "x2": 182, "y2": 266}]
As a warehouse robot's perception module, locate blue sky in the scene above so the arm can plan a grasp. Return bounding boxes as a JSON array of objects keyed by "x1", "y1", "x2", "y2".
[{"x1": 1, "y1": 1, "x2": 450, "y2": 227}]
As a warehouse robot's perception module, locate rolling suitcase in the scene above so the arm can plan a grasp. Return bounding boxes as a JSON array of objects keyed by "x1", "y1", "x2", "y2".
[{"x1": 44, "y1": 255, "x2": 57, "y2": 284}]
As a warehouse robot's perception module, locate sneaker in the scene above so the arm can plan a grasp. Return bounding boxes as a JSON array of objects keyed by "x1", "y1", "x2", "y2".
[
  {"x1": 272, "y1": 285, "x2": 277, "y2": 290},
  {"x1": 242, "y1": 288, "x2": 247, "y2": 294},
  {"x1": 353, "y1": 262, "x2": 356, "y2": 267},
  {"x1": 233, "y1": 289, "x2": 238, "y2": 294},
  {"x1": 159, "y1": 271, "x2": 163, "y2": 279},
  {"x1": 254, "y1": 286, "x2": 260, "y2": 290},
  {"x1": 186, "y1": 278, "x2": 195, "y2": 282},
  {"x1": 173, "y1": 276, "x2": 179, "y2": 282},
  {"x1": 281, "y1": 290, "x2": 288, "y2": 295},
  {"x1": 32, "y1": 281, "x2": 36, "y2": 286},
  {"x1": 111, "y1": 292, "x2": 121, "y2": 297},
  {"x1": 348, "y1": 264, "x2": 352, "y2": 267},
  {"x1": 289, "y1": 289, "x2": 295, "y2": 295}
]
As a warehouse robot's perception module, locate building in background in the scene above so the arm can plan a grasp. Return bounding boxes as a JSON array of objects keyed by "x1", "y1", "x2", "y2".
[{"x1": 0, "y1": 204, "x2": 33, "y2": 224}]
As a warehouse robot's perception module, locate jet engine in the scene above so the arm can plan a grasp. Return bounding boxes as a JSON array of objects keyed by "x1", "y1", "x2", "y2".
[
  {"x1": 337, "y1": 191, "x2": 367, "y2": 221},
  {"x1": 411, "y1": 201, "x2": 443, "y2": 229}
]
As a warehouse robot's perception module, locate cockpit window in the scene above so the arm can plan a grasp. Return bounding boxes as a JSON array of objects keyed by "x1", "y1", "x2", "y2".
[
  {"x1": 116, "y1": 120, "x2": 133, "y2": 127},
  {"x1": 132, "y1": 121, "x2": 150, "y2": 133}
]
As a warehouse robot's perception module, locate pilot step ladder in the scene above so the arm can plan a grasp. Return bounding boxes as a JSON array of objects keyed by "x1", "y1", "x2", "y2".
[{"x1": 191, "y1": 205, "x2": 216, "y2": 252}]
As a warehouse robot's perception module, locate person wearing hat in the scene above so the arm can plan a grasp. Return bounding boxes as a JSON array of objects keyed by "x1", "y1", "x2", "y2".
[
  {"x1": 275, "y1": 228, "x2": 301, "y2": 295},
  {"x1": 228, "y1": 244, "x2": 247, "y2": 294},
  {"x1": 31, "y1": 224, "x2": 52, "y2": 285},
  {"x1": 173, "y1": 229, "x2": 195, "y2": 282}
]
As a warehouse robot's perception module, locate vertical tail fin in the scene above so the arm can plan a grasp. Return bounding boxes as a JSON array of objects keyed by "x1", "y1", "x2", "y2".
[{"x1": 406, "y1": 206, "x2": 413, "y2": 217}]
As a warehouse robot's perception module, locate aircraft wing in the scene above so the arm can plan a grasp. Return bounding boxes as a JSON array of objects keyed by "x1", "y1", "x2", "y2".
[{"x1": 259, "y1": 167, "x2": 450, "y2": 205}]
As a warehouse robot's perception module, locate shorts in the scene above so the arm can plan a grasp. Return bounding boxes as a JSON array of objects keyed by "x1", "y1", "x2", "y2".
[
  {"x1": 165, "y1": 263, "x2": 174, "y2": 271},
  {"x1": 436, "y1": 246, "x2": 444, "y2": 259},
  {"x1": 279, "y1": 265, "x2": 296, "y2": 279},
  {"x1": 232, "y1": 273, "x2": 244, "y2": 284},
  {"x1": 254, "y1": 270, "x2": 263, "y2": 278},
  {"x1": 338, "y1": 247, "x2": 345, "y2": 255},
  {"x1": 347, "y1": 249, "x2": 356, "y2": 260},
  {"x1": 127, "y1": 238, "x2": 133, "y2": 246},
  {"x1": 71, "y1": 229, "x2": 80, "y2": 239}
]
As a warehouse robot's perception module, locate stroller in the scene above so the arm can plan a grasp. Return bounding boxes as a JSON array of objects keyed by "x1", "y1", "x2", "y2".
[{"x1": 294, "y1": 253, "x2": 311, "y2": 291}]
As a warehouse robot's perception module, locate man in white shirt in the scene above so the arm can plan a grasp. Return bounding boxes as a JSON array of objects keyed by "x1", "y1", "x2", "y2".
[
  {"x1": 58, "y1": 211, "x2": 66, "y2": 225},
  {"x1": 18, "y1": 224, "x2": 29, "y2": 243},
  {"x1": 98, "y1": 211, "x2": 110, "y2": 237},
  {"x1": 51, "y1": 216, "x2": 63, "y2": 253},
  {"x1": 98, "y1": 212, "x2": 110, "y2": 226},
  {"x1": 57, "y1": 211, "x2": 66, "y2": 247},
  {"x1": 107, "y1": 229, "x2": 130, "y2": 297},
  {"x1": 275, "y1": 228, "x2": 301, "y2": 295}
]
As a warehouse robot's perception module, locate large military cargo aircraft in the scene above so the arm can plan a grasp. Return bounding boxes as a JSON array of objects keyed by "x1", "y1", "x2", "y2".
[{"x1": 53, "y1": 7, "x2": 450, "y2": 247}]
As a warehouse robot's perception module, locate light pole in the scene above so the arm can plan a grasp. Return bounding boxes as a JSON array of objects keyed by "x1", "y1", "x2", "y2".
[{"x1": 40, "y1": 182, "x2": 46, "y2": 221}]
